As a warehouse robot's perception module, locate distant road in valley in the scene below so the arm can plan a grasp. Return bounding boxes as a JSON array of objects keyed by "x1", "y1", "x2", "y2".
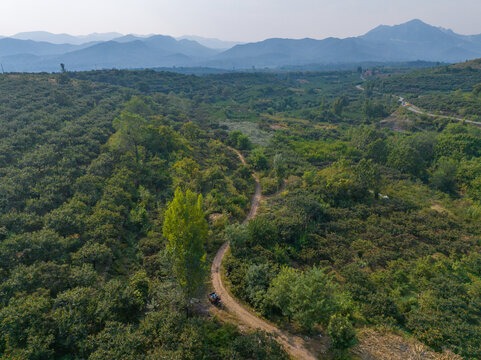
[{"x1": 356, "y1": 83, "x2": 481, "y2": 127}]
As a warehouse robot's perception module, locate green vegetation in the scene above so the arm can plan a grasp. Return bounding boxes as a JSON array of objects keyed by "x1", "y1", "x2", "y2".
[
  {"x1": 327, "y1": 315, "x2": 357, "y2": 350},
  {"x1": 0, "y1": 73, "x2": 285, "y2": 359},
  {"x1": 370, "y1": 59, "x2": 481, "y2": 120},
  {"x1": 1, "y1": 62, "x2": 481, "y2": 359},
  {"x1": 163, "y1": 188, "x2": 208, "y2": 314}
]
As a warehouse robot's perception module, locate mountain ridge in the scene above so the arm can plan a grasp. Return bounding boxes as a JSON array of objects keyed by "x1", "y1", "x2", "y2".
[
  {"x1": 11, "y1": 31, "x2": 123, "y2": 44},
  {"x1": 1, "y1": 20, "x2": 481, "y2": 72}
]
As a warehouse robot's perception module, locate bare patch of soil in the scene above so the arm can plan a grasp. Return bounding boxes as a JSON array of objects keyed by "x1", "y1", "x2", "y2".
[{"x1": 270, "y1": 123, "x2": 289, "y2": 130}]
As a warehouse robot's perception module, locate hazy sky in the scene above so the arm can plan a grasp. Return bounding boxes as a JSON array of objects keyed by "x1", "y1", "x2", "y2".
[{"x1": 2, "y1": 0, "x2": 481, "y2": 42}]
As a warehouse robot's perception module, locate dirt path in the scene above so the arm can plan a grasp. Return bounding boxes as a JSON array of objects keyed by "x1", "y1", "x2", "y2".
[{"x1": 211, "y1": 148, "x2": 318, "y2": 360}]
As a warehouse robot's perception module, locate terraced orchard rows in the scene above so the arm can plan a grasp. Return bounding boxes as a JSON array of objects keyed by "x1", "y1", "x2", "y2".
[{"x1": 1, "y1": 63, "x2": 481, "y2": 359}]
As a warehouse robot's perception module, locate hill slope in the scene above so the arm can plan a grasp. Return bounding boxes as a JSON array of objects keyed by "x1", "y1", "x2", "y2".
[
  {"x1": 11, "y1": 31, "x2": 122, "y2": 44},
  {"x1": 2, "y1": 20, "x2": 481, "y2": 71},
  {"x1": 212, "y1": 19, "x2": 481, "y2": 68}
]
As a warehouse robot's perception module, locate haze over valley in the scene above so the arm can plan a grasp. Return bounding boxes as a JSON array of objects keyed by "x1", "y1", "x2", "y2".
[
  {"x1": 1, "y1": 2, "x2": 481, "y2": 360},
  {"x1": 2, "y1": 19, "x2": 481, "y2": 72}
]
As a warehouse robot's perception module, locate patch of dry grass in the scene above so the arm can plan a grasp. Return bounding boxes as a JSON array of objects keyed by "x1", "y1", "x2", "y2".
[
  {"x1": 352, "y1": 328, "x2": 462, "y2": 360},
  {"x1": 380, "y1": 109, "x2": 413, "y2": 132}
]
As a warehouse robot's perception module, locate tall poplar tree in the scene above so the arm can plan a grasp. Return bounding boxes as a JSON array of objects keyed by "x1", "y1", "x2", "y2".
[{"x1": 162, "y1": 188, "x2": 208, "y2": 315}]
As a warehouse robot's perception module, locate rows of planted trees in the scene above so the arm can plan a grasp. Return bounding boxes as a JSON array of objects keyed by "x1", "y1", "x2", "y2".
[
  {"x1": 0, "y1": 74, "x2": 287, "y2": 359},
  {"x1": 1, "y1": 63, "x2": 480, "y2": 359},
  {"x1": 225, "y1": 118, "x2": 481, "y2": 357},
  {"x1": 369, "y1": 60, "x2": 481, "y2": 120}
]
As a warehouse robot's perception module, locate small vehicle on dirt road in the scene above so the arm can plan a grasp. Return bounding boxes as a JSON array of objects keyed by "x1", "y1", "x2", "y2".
[{"x1": 208, "y1": 292, "x2": 222, "y2": 307}]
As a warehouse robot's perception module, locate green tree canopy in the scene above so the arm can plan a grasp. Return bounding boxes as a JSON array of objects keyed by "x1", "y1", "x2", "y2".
[
  {"x1": 327, "y1": 314, "x2": 357, "y2": 350},
  {"x1": 332, "y1": 95, "x2": 349, "y2": 116},
  {"x1": 249, "y1": 148, "x2": 268, "y2": 170},
  {"x1": 430, "y1": 157, "x2": 458, "y2": 194},
  {"x1": 162, "y1": 188, "x2": 208, "y2": 313}
]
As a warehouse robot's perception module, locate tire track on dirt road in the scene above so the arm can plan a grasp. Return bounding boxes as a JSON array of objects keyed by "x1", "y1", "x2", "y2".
[{"x1": 210, "y1": 147, "x2": 317, "y2": 360}]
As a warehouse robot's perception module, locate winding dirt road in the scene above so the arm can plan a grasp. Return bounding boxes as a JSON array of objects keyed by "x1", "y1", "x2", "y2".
[
  {"x1": 210, "y1": 148, "x2": 317, "y2": 360},
  {"x1": 397, "y1": 95, "x2": 481, "y2": 126},
  {"x1": 356, "y1": 82, "x2": 481, "y2": 127}
]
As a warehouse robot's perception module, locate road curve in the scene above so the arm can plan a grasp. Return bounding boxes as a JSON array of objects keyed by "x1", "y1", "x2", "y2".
[
  {"x1": 356, "y1": 83, "x2": 481, "y2": 127},
  {"x1": 399, "y1": 95, "x2": 481, "y2": 126},
  {"x1": 211, "y1": 148, "x2": 317, "y2": 360}
]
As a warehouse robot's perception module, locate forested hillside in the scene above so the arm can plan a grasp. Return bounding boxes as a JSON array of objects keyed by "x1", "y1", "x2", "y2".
[
  {"x1": 369, "y1": 59, "x2": 481, "y2": 120},
  {"x1": 1, "y1": 64, "x2": 480, "y2": 359},
  {"x1": 0, "y1": 73, "x2": 286, "y2": 359}
]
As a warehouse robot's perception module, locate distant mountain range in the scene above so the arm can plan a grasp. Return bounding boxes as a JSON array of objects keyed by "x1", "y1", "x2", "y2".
[
  {"x1": 176, "y1": 35, "x2": 242, "y2": 50},
  {"x1": 1, "y1": 20, "x2": 481, "y2": 72},
  {"x1": 10, "y1": 31, "x2": 123, "y2": 45}
]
